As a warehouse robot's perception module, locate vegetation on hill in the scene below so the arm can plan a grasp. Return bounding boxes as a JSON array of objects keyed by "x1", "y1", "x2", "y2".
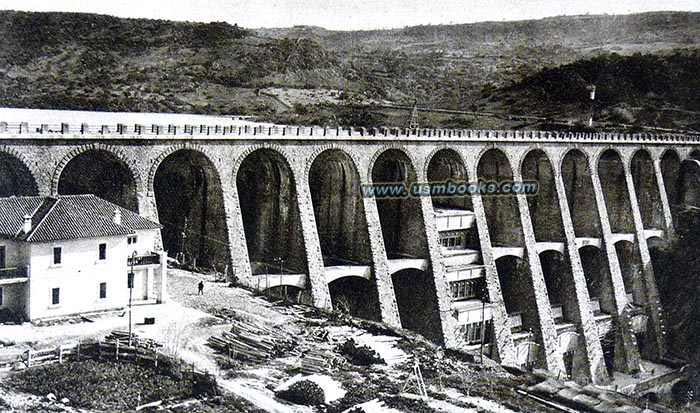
[{"x1": 0, "y1": 10, "x2": 699, "y2": 130}]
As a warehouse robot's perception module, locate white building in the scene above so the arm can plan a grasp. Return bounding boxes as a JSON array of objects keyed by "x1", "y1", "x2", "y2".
[{"x1": 0, "y1": 195, "x2": 166, "y2": 321}]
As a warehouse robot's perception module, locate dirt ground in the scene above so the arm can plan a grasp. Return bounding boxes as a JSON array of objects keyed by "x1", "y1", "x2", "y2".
[{"x1": 0, "y1": 269, "x2": 561, "y2": 412}]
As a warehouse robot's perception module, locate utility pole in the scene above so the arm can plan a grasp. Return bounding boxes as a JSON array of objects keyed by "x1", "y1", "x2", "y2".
[
  {"x1": 128, "y1": 251, "x2": 136, "y2": 346},
  {"x1": 479, "y1": 282, "x2": 487, "y2": 363},
  {"x1": 407, "y1": 100, "x2": 420, "y2": 129},
  {"x1": 587, "y1": 85, "x2": 596, "y2": 128}
]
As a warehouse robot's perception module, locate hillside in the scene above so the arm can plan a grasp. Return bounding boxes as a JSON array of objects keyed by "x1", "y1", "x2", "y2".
[{"x1": 0, "y1": 10, "x2": 699, "y2": 130}]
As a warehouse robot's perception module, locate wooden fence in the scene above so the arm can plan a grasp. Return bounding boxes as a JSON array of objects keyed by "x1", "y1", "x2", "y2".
[
  {"x1": 0, "y1": 336, "x2": 211, "y2": 380},
  {"x1": 0, "y1": 342, "x2": 83, "y2": 370}
]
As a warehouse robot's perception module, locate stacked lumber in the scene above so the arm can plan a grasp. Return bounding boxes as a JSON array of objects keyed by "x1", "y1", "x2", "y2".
[
  {"x1": 299, "y1": 348, "x2": 328, "y2": 374},
  {"x1": 104, "y1": 331, "x2": 162, "y2": 349},
  {"x1": 208, "y1": 319, "x2": 296, "y2": 362}
]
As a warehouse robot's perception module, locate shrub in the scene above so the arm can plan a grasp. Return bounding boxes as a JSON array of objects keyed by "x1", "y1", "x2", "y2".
[
  {"x1": 275, "y1": 380, "x2": 325, "y2": 406},
  {"x1": 9, "y1": 360, "x2": 193, "y2": 410},
  {"x1": 338, "y1": 339, "x2": 384, "y2": 366}
]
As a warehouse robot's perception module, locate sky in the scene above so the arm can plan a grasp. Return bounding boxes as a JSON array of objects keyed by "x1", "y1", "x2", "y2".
[{"x1": 0, "y1": 0, "x2": 698, "y2": 30}]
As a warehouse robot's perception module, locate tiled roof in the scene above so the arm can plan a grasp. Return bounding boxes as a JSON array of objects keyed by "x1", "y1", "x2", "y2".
[
  {"x1": 0, "y1": 197, "x2": 43, "y2": 237},
  {"x1": 0, "y1": 195, "x2": 160, "y2": 242},
  {"x1": 60, "y1": 195, "x2": 161, "y2": 231}
]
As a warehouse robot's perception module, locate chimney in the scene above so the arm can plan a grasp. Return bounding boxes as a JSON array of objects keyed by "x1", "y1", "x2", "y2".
[
  {"x1": 23, "y1": 214, "x2": 32, "y2": 233},
  {"x1": 113, "y1": 208, "x2": 122, "y2": 225}
]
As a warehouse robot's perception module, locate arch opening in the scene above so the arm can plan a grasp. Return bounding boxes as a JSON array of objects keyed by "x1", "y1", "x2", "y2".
[
  {"x1": 427, "y1": 150, "x2": 482, "y2": 261},
  {"x1": 615, "y1": 240, "x2": 658, "y2": 361},
  {"x1": 495, "y1": 256, "x2": 545, "y2": 368},
  {"x1": 0, "y1": 151, "x2": 38, "y2": 197},
  {"x1": 660, "y1": 151, "x2": 681, "y2": 224},
  {"x1": 522, "y1": 150, "x2": 564, "y2": 241},
  {"x1": 631, "y1": 150, "x2": 664, "y2": 229},
  {"x1": 539, "y1": 250, "x2": 589, "y2": 381},
  {"x1": 580, "y1": 244, "x2": 624, "y2": 376},
  {"x1": 372, "y1": 149, "x2": 428, "y2": 258},
  {"x1": 58, "y1": 149, "x2": 137, "y2": 211},
  {"x1": 598, "y1": 150, "x2": 635, "y2": 233},
  {"x1": 562, "y1": 150, "x2": 601, "y2": 237},
  {"x1": 373, "y1": 149, "x2": 441, "y2": 341},
  {"x1": 309, "y1": 150, "x2": 372, "y2": 266},
  {"x1": 266, "y1": 285, "x2": 303, "y2": 302},
  {"x1": 680, "y1": 159, "x2": 700, "y2": 209},
  {"x1": 477, "y1": 149, "x2": 524, "y2": 246},
  {"x1": 539, "y1": 251, "x2": 578, "y2": 324},
  {"x1": 579, "y1": 246, "x2": 615, "y2": 315},
  {"x1": 391, "y1": 268, "x2": 442, "y2": 343},
  {"x1": 154, "y1": 149, "x2": 229, "y2": 269},
  {"x1": 309, "y1": 149, "x2": 380, "y2": 320},
  {"x1": 328, "y1": 277, "x2": 380, "y2": 321},
  {"x1": 237, "y1": 149, "x2": 307, "y2": 278},
  {"x1": 614, "y1": 241, "x2": 646, "y2": 306},
  {"x1": 428, "y1": 149, "x2": 491, "y2": 349},
  {"x1": 427, "y1": 149, "x2": 472, "y2": 211}
]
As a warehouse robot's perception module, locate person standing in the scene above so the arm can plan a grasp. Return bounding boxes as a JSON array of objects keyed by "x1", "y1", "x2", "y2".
[{"x1": 197, "y1": 280, "x2": 204, "y2": 295}]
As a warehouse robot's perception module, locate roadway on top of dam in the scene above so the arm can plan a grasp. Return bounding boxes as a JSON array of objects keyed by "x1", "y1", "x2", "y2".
[{"x1": 0, "y1": 108, "x2": 698, "y2": 144}]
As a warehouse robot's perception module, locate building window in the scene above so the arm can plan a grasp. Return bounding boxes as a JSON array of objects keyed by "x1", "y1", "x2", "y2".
[
  {"x1": 51, "y1": 287, "x2": 60, "y2": 305},
  {"x1": 99, "y1": 282, "x2": 107, "y2": 299},
  {"x1": 461, "y1": 320, "x2": 493, "y2": 345},
  {"x1": 98, "y1": 243, "x2": 107, "y2": 260},
  {"x1": 127, "y1": 236, "x2": 138, "y2": 245},
  {"x1": 0, "y1": 287, "x2": 3, "y2": 306},
  {"x1": 450, "y1": 279, "x2": 484, "y2": 300},
  {"x1": 440, "y1": 233, "x2": 464, "y2": 249},
  {"x1": 53, "y1": 247, "x2": 62, "y2": 265},
  {"x1": 0, "y1": 245, "x2": 5, "y2": 269}
]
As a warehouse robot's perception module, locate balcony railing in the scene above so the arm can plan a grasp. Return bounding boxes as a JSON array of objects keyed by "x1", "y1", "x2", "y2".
[
  {"x1": 0, "y1": 266, "x2": 28, "y2": 279},
  {"x1": 127, "y1": 253, "x2": 160, "y2": 267}
]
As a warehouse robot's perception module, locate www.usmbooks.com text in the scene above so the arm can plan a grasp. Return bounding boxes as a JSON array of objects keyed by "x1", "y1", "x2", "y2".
[{"x1": 361, "y1": 180, "x2": 539, "y2": 198}]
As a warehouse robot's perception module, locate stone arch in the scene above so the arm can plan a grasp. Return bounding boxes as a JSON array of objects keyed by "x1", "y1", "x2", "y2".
[
  {"x1": 371, "y1": 147, "x2": 429, "y2": 258},
  {"x1": 474, "y1": 144, "x2": 518, "y2": 177},
  {"x1": 308, "y1": 147, "x2": 371, "y2": 266},
  {"x1": 328, "y1": 276, "x2": 380, "y2": 321},
  {"x1": 52, "y1": 143, "x2": 142, "y2": 195},
  {"x1": 305, "y1": 143, "x2": 364, "y2": 182},
  {"x1": 660, "y1": 149, "x2": 682, "y2": 224},
  {"x1": 516, "y1": 146, "x2": 556, "y2": 178},
  {"x1": 680, "y1": 157, "x2": 700, "y2": 208},
  {"x1": 367, "y1": 145, "x2": 420, "y2": 185},
  {"x1": 579, "y1": 244, "x2": 615, "y2": 315},
  {"x1": 539, "y1": 250, "x2": 577, "y2": 324},
  {"x1": 477, "y1": 147, "x2": 524, "y2": 247},
  {"x1": 426, "y1": 147, "x2": 473, "y2": 211},
  {"x1": 494, "y1": 255, "x2": 545, "y2": 367},
  {"x1": 591, "y1": 145, "x2": 624, "y2": 169},
  {"x1": 237, "y1": 147, "x2": 308, "y2": 278},
  {"x1": 690, "y1": 149, "x2": 700, "y2": 161},
  {"x1": 424, "y1": 144, "x2": 472, "y2": 182},
  {"x1": 598, "y1": 148, "x2": 635, "y2": 233},
  {"x1": 54, "y1": 144, "x2": 141, "y2": 211},
  {"x1": 614, "y1": 240, "x2": 645, "y2": 305},
  {"x1": 521, "y1": 148, "x2": 565, "y2": 241},
  {"x1": 391, "y1": 268, "x2": 443, "y2": 343},
  {"x1": 153, "y1": 147, "x2": 229, "y2": 268},
  {"x1": 630, "y1": 148, "x2": 665, "y2": 229},
  {"x1": 0, "y1": 145, "x2": 40, "y2": 196},
  {"x1": 148, "y1": 142, "x2": 220, "y2": 194}
]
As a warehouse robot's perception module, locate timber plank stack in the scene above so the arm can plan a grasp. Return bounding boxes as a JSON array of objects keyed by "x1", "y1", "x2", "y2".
[
  {"x1": 104, "y1": 331, "x2": 162, "y2": 350},
  {"x1": 208, "y1": 319, "x2": 296, "y2": 362}
]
